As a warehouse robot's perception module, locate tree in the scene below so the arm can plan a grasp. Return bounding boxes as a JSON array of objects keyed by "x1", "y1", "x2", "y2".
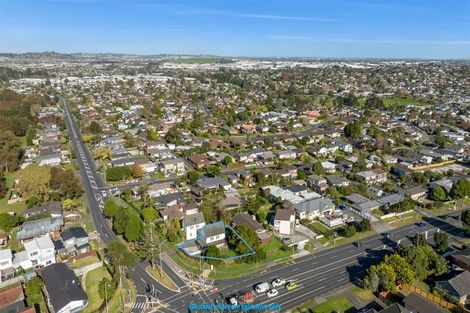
[
  {"x1": 0, "y1": 213, "x2": 23, "y2": 232},
  {"x1": 142, "y1": 207, "x2": 158, "y2": 223},
  {"x1": 50, "y1": 167, "x2": 82, "y2": 199},
  {"x1": 134, "y1": 223, "x2": 162, "y2": 270},
  {"x1": 125, "y1": 214, "x2": 142, "y2": 242},
  {"x1": 25, "y1": 276, "x2": 44, "y2": 309},
  {"x1": 344, "y1": 121, "x2": 362, "y2": 138},
  {"x1": 312, "y1": 162, "x2": 325, "y2": 175},
  {"x1": 103, "y1": 199, "x2": 118, "y2": 218},
  {"x1": 206, "y1": 165, "x2": 221, "y2": 177},
  {"x1": 106, "y1": 166, "x2": 131, "y2": 181},
  {"x1": 383, "y1": 254, "x2": 415, "y2": 285},
  {"x1": 431, "y1": 186, "x2": 447, "y2": 202},
  {"x1": 223, "y1": 155, "x2": 233, "y2": 166},
  {"x1": 297, "y1": 168, "x2": 306, "y2": 180},
  {"x1": 229, "y1": 224, "x2": 266, "y2": 263},
  {"x1": 433, "y1": 232, "x2": 448, "y2": 254},
  {"x1": 17, "y1": 164, "x2": 51, "y2": 202},
  {"x1": 339, "y1": 225, "x2": 356, "y2": 238},
  {"x1": 205, "y1": 245, "x2": 222, "y2": 265},
  {"x1": 364, "y1": 263, "x2": 396, "y2": 292},
  {"x1": 106, "y1": 241, "x2": 135, "y2": 285},
  {"x1": 98, "y1": 278, "x2": 116, "y2": 302},
  {"x1": 186, "y1": 170, "x2": 199, "y2": 185},
  {"x1": 131, "y1": 164, "x2": 144, "y2": 178},
  {"x1": 450, "y1": 179, "x2": 470, "y2": 200},
  {"x1": 88, "y1": 121, "x2": 102, "y2": 134},
  {"x1": 411, "y1": 233, "x2": 428, "y2": 247},
  {"x1": 113, "y1": 208, "x2": 128, "y2": 234},
  {"x1": 357, "y1": 219, "x2": 372, "y2": 232},
  {"x1": 461, "y1": 210, "x2": 470, "y2": 230},
  {"x1": 93, "y1": 146, "x2": 112, "y2": 162},
  {"x1": 0, "y1": 174, "x2": 8, "y2": 199}
]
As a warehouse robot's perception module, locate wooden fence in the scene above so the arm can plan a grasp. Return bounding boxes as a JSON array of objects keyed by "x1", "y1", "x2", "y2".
[{"x1": 398, "y1": 284, "x2": 459, "y2": 311}]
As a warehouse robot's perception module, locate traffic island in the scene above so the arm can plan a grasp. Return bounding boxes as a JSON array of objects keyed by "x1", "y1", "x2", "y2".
[{"x1": 146, "y1": 265, "x2": 178, "y2": 291}]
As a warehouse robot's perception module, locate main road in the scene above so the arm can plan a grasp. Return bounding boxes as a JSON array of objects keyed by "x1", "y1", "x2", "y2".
[{"x1": 61, "y1": 96, "x2": 469, "y2": 313}]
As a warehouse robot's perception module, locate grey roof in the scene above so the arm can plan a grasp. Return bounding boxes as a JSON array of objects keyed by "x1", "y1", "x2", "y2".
[
  {"x1": 294, "y1": 198, "x2": 335, "y2": 214},
  {"x1": 325, "y1": 175, "x2": 350, "y2": 185},
  {"x1": 378, "y1": 193, "x2": 405, "y2": 206},
  {"x1": 352, "y1": 200, "x2": 381, "y2": 212},
  {"x1": 232, "y1": 213, "x2": 263, "y2": 232},
  {"x1": 40, "y1": 263, "x2": 87, "y2": 312},
  {"x1": 345, "y1": 193, "x2": 370, "y2": 204},
  {"x1": 183, "y1": 212, "x2": 205, "y2": 227},
  {"x1": 436, "y1": 271, "x2": 470, "y2": 298},
  {"x1": 153, "y1": 192, "x2": 184, "y2": 205},
  {"x1": 17, "y1": 216, "x2": 63, "y2": 240},
  {"x1": 24, "y1": 201, "x2": 62, "y2": 217},
  {"x1": 196, "y1": 177, "x2": 230, "y2": 189},
  {"x1": 379, "y1": 303, "x2": 411, "y2": 313},
  {"x1": 403, "y1": 293, "x2": 447, "y2": 313},
  {"x1": 200, "y1": 222, "x2": 225, "y2": 239},
  {"x1": 287, "y1": 184, "x2": 308, "y2": 193}
]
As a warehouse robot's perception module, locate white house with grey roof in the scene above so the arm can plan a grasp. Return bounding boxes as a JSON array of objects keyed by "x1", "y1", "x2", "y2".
[
  {"x1": 294, "y1": 197, "x2": 335, "y2": 221},
  {"x1": 182, "y1": 212, "x2": 205, "y2": 240},
  {"x1": 13, "y1": 235, "x2": 55, "y2": 270}
]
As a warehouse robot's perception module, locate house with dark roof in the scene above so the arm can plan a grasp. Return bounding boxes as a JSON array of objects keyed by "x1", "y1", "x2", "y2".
[
  {"x1": 23, "y1": 201, "x2": 63, "y2": 219},
  {"x1": 59, "y1": 227, "x2": 90, "y2": 256},
  {"x1": 378, "y1": 303, "x2": 411, "y2": 313},
  {"x1": 435, "y1": 270, "x2": 470, "y2": 303},
  {"x1": 0, "y1": 284, "x2": 28, "y2": 313},
  {"x1": 402, "y1": 292, "x2": 447, "y2": 313},
  {"x1": 40, "y1": 263, "x2": 88, "y2": 313},
  {"x1": 273, "y1": 209, "x2": 295, "y2": 235},
  {"x1": 232, "y1": 213, "x2": 271, "y2": 244},
  {"x1": 197, "y1": 222, "x2": 226, "y2": 248},
  {"x1": 182, "y1": 212, "x2": 205, "y2": 240},
  {"x1": 452, "y1": 247, "x2": 470, "y2": 271}
]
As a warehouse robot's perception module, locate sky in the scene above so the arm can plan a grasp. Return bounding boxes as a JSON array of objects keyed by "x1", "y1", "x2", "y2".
[{"x1": 0, "y1": 0, "x2": 469, "y2": 59}]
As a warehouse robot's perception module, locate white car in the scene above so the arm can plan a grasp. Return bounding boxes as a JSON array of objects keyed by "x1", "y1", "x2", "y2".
[
  {"x1": 229, "y1": 297, "x2": 238, "y2": 305},
  {"x1": 267, "y1": 289, "x2": 278, "y2": 298},
  {"x1": 271, "y1": 278, "x2": 286, "y2": 288}
]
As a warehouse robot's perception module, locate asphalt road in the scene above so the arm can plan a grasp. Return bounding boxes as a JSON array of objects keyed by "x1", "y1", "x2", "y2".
[{"x1": 61, "y1": 96, "x2": 469, "y2": 313}]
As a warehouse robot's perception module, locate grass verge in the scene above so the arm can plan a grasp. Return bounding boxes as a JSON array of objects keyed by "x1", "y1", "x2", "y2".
[
  {"x1": 83, "y1": 266, "x2": 111, "y2": 313},
  {"x1": 146, "y1": 265, "x2": 178, "y2": 291}
]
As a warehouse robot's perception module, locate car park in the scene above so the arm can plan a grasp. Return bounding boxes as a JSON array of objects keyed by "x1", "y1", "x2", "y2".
[
  {"x1": 271, "y1": 278, "x2": 286, "y2": 288},
  {"x1": 267, "y1": 289, "x2": 278, "y2": 298},
  {"x1": 286, "y1": 282, "x2": 297, "y2": 291}
]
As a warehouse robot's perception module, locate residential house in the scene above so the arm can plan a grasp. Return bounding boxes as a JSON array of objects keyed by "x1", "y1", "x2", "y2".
[
  {"x1": 0, "y1": 249, "x2": 14, "y2": 283},
  {"x1": 40, "y1": 263, "x2": 88, "y2": 313},
  {"x1": 12, "y1": 235, "x2": 55, "y2": 270},
  {"x1": 0, "y1": 284, "x2": 32, "y2": 313},
  {"x1": 187, "y1": 154, "x2": 209, "y2": 169},
  {"x1": 452, "y1": 247, "x2": 470, "y2": 271},
  {"x1": 273, "y1": 209, "x2": 296, "y2": 235},
  {"x1": 59, "y1": 227, "x2": 90, "y2": 256},
  {"x1": 16, "y1": 216, "x2": 63, "y2": 241},
  {"x1": 159, "y1": 205, "x2": 184, "y2": 221},
  {"x1": 182, "y1": 212, "x2": 206, "y2": 241},
  {"x1": 435, "y1": 271, "x2": 470, "y2": 304},
  {"x1": 403, "y1": 292, "x2": 447, "y2": 313},
  {"x1": 356, "y1": 169, "x2": 387, "y2": 185},
  {"x1": 23, "y1": 201, "x2": 63, "y2": 219},
  {"x1": 197, "y1": 222, "x2": 226, "y2": 248},
  {"x1": 160, "y1": 158, "x2": 186, "y2": 177},
  {"x1": 232, "y1": 213, "x2": 271, "y2": 244},
  {"x1": 293, "y1": 197, "x2": 335, "y2": 221},
  {"x1": 325, "y1": 175, "x2": 351, "y2": 187},
  {"x1": 307, "y1": 175, "x2": 328, "y2": 193},
  {"x1": 195, "y1": 177, "x2": 231, "y2": 192}
]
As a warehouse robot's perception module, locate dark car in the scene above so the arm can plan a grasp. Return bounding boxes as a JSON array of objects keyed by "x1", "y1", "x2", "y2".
[
  {"x1": 384, "y1": 233, "x2": 393, "y2": 239},
  {"x1": 416, "y1": 222, "x2": 426, "y2": 228},
  {"x1": 353, "y1": 242, "x2": 363, "y2": 247}
]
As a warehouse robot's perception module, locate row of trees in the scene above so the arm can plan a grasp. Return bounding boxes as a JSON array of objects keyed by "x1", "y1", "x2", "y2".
[
  {"x1": 103, "y1": 199, "x2": 142, "y2": 242},
  {"x1": 431, "y1": 179, "x2": 470, "y2": 202}
]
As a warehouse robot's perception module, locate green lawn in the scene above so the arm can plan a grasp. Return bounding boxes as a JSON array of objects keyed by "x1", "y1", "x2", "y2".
[
  {"x1": 383, "y1": 212, "x2": 422, "y2": 227},
  {"x1": 0, "y1": 171, "x2": 26, "y2": 215},
  {"x1": 292, "y1": 295, "x2": 353, "y2": 313},
  {"x1": 69, "y1": 255, "x2": 101, "y2": 269},
  {"x1": 262, "y1": 237, "x2": 293, "y2": 261},
  {"x1": 83, "y1": 267, "x2": 111, "y2": 313},
  {"x1": 383, "y1": 98, "x2": 426, "y2": 107},
  {"x1": 331, "y1": 230, "x2": 376, "y2": 246},
  {"x1": 210, "y1": 260, "x2": 265, "y2": 280},
  {"x1": 309, "y1": 221, "x2": 334, "y2": 237},
  {"x1": 351, "y1": 288, "x2": 375, "y2": 303}
]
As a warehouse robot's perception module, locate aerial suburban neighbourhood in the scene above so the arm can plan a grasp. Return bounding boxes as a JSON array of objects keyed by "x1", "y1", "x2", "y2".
[{"x1": 1, "y1": 1, "x2": 470, "y2": 313}]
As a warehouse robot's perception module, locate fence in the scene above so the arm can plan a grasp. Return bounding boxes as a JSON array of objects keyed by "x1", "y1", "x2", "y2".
[
  {"x1": 398, "y1": 284, "x2": 457, "y2": 310},
  {"x1": 380, "y1": 210, "x2": 414, "y2": 220}
]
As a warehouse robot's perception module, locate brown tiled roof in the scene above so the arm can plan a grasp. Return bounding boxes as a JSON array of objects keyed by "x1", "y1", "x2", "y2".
[{"x1": 0, "y1": 284, "x2": 24, "y2": 309}]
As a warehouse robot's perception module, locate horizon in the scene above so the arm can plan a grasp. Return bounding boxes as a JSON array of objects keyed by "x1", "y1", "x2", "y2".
[{"x1": 1, "y1": 0, "x2": 469, "y2": 59}]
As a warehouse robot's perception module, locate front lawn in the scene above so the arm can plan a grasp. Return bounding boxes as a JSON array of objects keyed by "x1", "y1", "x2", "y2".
[
  {"x1": 69, "y1": 255, "x2": 101, "y2": 269},
  {"x1": 262, "y1": 237, "x2": 293, "y2": 261},
  {"x1": 83, "y1": 267, "x2": 111, "y2": 313},
  {"x1": 330, "y1": 230, "x2": 376, "y2": 246},
  {"x1": 311, "y1": 295, "x2": 353, "y2": 313}
]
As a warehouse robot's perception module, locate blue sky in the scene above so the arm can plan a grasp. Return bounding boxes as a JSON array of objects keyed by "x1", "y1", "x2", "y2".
[{"x1": 0, "y1": 0, "x2": 469, "y2": 58}]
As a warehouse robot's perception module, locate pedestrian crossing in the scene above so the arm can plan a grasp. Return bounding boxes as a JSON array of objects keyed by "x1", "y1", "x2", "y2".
[{"x1": 131, "y1": 301, "x2": 149, "y2": 309}]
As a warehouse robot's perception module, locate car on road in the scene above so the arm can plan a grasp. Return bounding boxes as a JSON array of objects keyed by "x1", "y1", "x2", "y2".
[
  {"x1": 353, "y1": 242, "x2": 363, "y2": 247},
  {"x1": 416, "y1": 222, "x2": 426, "y2": 228},
  {"x1": 255, "y1": 282, "x2": 270, "y2": 294},
  {"x1": 228, "y1": 297, "x2": 238, "y2": 305},
  {"x1": 384, "y1": 233, "x2": 393, "y2": 239},
  {"x1": 271, "y1": 278, "x2": 286, "y2": 288},
  {"x1": 267, "y1": 289, "x2": 278, "y2": 298},
  {"x1": 286, "y1": 282, "x2": 297, "y2": 291}
]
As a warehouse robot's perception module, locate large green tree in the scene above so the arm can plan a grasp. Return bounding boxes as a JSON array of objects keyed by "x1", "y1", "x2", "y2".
[
  {"x1": 433, "y1": 232, "x2": 448, "y2": 254},
  {"x1": 450, "y1": 179, "x2": 470, "y2": 200},
  {"x1": 431, "y1": 186, "x2": 447, "y2": 202},
  {"x1": 125, "y1": 214, "x2": 142, "y2": 242},
  {"x1": 17, "y1": 164, "x2": 51, "y2": 202}
]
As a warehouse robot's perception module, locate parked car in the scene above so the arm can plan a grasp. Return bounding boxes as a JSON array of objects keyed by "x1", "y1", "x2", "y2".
[
  {"x1": 255, "y1": 282, "x2": 270, "y2": 294},
  {"x1": 286, "y1": 282, "x2": 297, "y2": 291},
  {"x1": 416, "y1": 222, "x2": 426, "y2": 228},
  {"x1": 229, "y1": 297, "x2": 238, "y2": 305},
  {"x1": 271, "y1": 278, "x2": 286, "y2": 288},
  {"x1": 267, "y1": 289, "x2": 278, "y2": 298},
  {"x1": 281, "y1": 237, "x2": 291, "y2": 244}
]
